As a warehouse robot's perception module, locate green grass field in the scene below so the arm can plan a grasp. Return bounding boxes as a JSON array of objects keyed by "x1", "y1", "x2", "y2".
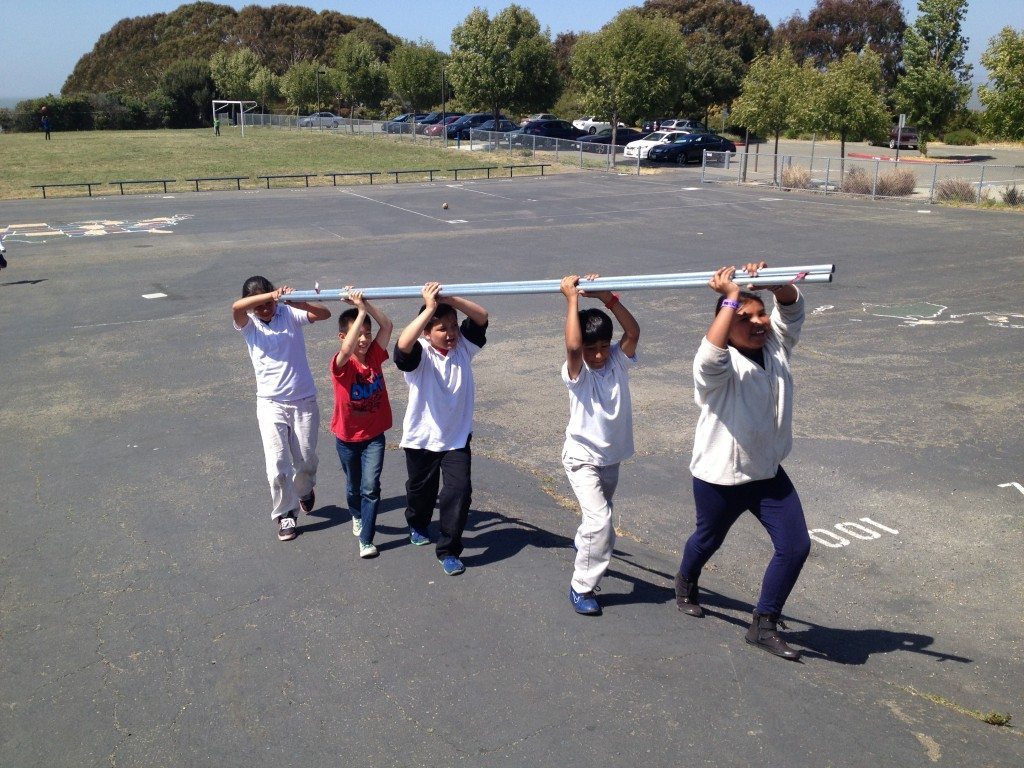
[{"x1": 0, "y1": 126, "x2": 569, "y2": 200}]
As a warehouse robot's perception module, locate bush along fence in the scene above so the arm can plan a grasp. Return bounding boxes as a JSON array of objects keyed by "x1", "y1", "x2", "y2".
[{"x1": 698, "y1": 151, "x2": 1024, "y2": 205}]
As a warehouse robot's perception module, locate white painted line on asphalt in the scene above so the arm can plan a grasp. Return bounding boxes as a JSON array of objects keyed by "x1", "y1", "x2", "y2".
[
  {"x1": 142, "y1": 292, "x2": 167, "y2": 299},
  {"x1": 447, "y1": 219, "x2": 468, "y2": 224},
  {"x1": 683, "y1": 187, "x2": 701, "y2": 191},
  {"x1": 339, "y1": 189, "x2": 450, "y2": 223},
  {"x1": 917, "y1": 210, "x2": 932, "y2": 213},
  {"x1": 759, "y1": 197, "x2": 784, "y2": 201}
]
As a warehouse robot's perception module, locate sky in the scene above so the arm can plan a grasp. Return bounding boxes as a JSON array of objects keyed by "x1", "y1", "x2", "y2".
[{"x1": 0, "y1": 0, "x2": 1014, "y2": 99}]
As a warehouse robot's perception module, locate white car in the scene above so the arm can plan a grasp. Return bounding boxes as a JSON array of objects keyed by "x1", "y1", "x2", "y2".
[
  {"x1": 623, "y1": 131, "x2": 686, "y2": 159},
  {"x1": 573, "y1": 116, "x2": 612, "y2": 134}
]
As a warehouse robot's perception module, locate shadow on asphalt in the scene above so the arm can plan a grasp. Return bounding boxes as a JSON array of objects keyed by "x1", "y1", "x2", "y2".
[
  {"x1": 2, "y1": 278, "x2": 47, "y2": 286},
  {"x1": 698, "y1": 590, "x2": 972, "y2": 666}
]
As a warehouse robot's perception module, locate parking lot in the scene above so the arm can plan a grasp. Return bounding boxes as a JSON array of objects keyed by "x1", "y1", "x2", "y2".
[{"x1": 1, "y1": 174, "x2": 1022, "y2": 766}]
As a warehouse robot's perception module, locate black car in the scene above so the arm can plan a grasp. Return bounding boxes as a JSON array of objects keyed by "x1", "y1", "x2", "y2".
[
  {"x1": 577, "y1": 127, "x2": 645, "y2": 151},
  {"x1": 445, "y1": 112, "x2": 507, "y2": 139},
  {"x1": 415, "y1": 111, "x2": 464, "y2": 133},
  {"x1": 642, "y1": 117, "x2": 673, "y2": 132},
  {"x1": 382, "y1": 113, "x2": 426, "y2": 134},
  {"x1": 514, "y1": 119, "x2": 588, "y2": 147},
  {"x1": 888, "y1": 124, "x2": 919, "y2": 149},
  {"x1": 646, "y1": 133, "x2": 737, "y2": 164}
]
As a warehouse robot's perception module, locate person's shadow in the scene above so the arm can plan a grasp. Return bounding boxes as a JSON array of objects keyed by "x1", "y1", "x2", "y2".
[
  {"x1": 697, "y1": 590, "x2": 972, "y2": 666},
  {"x1": 300, "y1": 494, "x2": 406, "y2": 545},
  {"x1": 460, "y1": 509, "x2": 675, "y2": 606}
]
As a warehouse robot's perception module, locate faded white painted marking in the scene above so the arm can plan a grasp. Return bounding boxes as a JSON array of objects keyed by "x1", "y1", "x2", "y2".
[
  {"x1": 812, "y1": 305, "x2": 834, "y2": 315},
  {"x1": 759, "y1": 197, "x2": 783, "y2": 201},
  {"x1": 916, "y1": 209, "x2": 931, "y2": 214},
  {"x1": 447, "y1": 219, "x2": 468, "y2": 224},
  {"x1": 835, "y1": 522, "x2": 881, "y2": 540},
  {"x1": 142, "y1": 292, "x2": 167, "y2": 299},
  {"x1": 340, "y1": 189, "x2": 449, "y2": 223},
  {"x1": 809, "y1": 529, "x2": 848, "y2": 548},
  {"x1": 809, "y1": 516, "x2": 899, "y2": 549},
  {"x1": 683, "y1": 187, "x2": 701, "y2": 191},
  {"x1": 999, "y1": 482, "x2": 1024, "y2": 496}
]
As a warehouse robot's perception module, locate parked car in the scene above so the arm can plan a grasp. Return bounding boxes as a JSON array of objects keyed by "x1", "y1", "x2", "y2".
[
  {"x1": 514, "y1": 119, "x2": 588, "y2": 147},
  {"x1": 647, "y1": 133, "x2": 737, "y2": 164},
  {"x1": 445, "y1": 112, "x2": 508, "y2": 139},
  {"x1": 467, "y1": 118, "x2": 518, "y2": 137},
  {"x1": 423, "y1": 115, "x2": 465, "y2": 136},
  {"x1": 382, "y1": 113, "x2": 426, "y2": 133},
  {"x1": 415, "y1": 111, "x2": 464, "y2": 133},
  {"x1": 573, "y1": 116, "x2": 613, "y2": 134},
  {"x1": 658, "y1": 118, "x2": 707, "y2": 133},
  {"x1": 520, "y1": 113, "x2": 557, "y2": 126},
  {"x1": 298, "y1": 111, "x2": 340, "y2": 128},
  {"x1": 577, "y1": 127, "x2": 646, "y2": 151},
  {"x1": 888, "y1": 124, "x2": 919, "y2": 149},
  {"x1": 642, "y1": 117, "x2": 673, "y2": 132},
  {"x1": 623, "y1": 131, "x2": 686, "y2": 159}
]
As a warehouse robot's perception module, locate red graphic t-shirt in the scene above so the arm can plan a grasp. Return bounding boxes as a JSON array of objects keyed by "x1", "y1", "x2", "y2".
[{"x1": 330, "y1": 341, "x2": 393, "y2": 442}]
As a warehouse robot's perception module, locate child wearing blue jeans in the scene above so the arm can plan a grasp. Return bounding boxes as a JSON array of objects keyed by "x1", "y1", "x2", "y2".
[
  {"x1": 232, "y1": 276, "x2": 331, "y2": 541},
  {"x1": 330, "y1": 289, "x2": 394, "y2": 559}
]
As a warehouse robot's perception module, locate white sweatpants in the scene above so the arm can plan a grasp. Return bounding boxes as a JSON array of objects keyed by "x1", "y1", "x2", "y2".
[
  {"x1": 256, "y1": 395, "x2": 320, "y2": 520},
  {"x1": 563, "y1": 453, "x2": 619, "y2": 593}
]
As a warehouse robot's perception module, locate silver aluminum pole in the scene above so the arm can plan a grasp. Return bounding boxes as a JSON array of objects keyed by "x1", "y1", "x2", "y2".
[{"x1": 279, "y1": 271, "x2": 832, "y2": 303}]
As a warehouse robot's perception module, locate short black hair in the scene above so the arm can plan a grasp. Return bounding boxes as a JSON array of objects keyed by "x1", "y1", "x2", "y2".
[
  {"x1": 579, "y1": 308, "x2": 613, "y2": 344},
  {"x1": 715, "y1": 291, "x2": 763, "y2": 315},
  {"x1": 339, "y1": 308, "x2": 372, "y2": 333},
  {"x1": 242, "y1": 275, "x2": 274, "y2": 298},
  {"x1": 418, "y1": 302, "x2": 457, "y2": 329}
]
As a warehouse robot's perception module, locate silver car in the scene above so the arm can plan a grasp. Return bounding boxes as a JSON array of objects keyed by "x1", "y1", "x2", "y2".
[{"x1": 298, "y1": 111, "x2": 341, "y2": 128}]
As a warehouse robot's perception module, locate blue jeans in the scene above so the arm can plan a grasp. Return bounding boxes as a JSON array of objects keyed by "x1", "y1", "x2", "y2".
[{"x1": 335, "y1": 434, "x2": 385, "y2": 544}]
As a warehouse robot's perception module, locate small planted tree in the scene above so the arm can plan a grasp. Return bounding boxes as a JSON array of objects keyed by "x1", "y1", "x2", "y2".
[
  {"x1": 387, "y1": 40, "x2": 447, "y2": 113},
  {"x1": 979, "y1": 27, "x2": 1024, "y2": 141},
  {"x1": 333, "y1": 35, "x2": 389, "y2": 118}
]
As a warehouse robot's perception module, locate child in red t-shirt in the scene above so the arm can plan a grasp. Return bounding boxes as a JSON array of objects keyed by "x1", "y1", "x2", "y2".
[{"x1": 330, "y1": 289, "x2": 394, "y2": 558}]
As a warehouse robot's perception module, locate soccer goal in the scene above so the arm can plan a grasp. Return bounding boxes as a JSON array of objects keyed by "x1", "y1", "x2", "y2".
[{"x1": 211, "y1": 100, "x2": 259, "y2": 136}]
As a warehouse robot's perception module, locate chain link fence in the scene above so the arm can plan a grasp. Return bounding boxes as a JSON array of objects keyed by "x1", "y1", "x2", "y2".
[{"x1": 699, "y1": 150, "x2": 1024, "y2": 204}]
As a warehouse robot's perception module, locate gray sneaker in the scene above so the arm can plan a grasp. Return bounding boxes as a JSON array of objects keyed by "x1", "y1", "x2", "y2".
[
  {"x1": 277, "y1": 513, "x2": 297, "y2": 541},
  {"x1": 352, "y1": 517, "x2": 363, "y2": 537},
  {"x1": 359, "y1": 541, "x2": 379, "y2": 558}
]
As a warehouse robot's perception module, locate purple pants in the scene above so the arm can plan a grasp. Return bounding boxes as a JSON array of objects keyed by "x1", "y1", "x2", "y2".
[{"x1": 680, "y1": 467, "x2": 810, "y2": 616}]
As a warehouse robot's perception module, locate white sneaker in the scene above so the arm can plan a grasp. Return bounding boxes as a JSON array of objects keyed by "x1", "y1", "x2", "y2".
[
  {"x1": 359, "y1": 541, "x2": 378, "y2": 558},
  {"x1": 352, "y1": 517, "x2": 363, "y2": 537}
]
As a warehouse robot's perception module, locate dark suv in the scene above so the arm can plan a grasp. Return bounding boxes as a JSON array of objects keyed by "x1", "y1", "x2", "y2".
[{"x1": 889, "y1": 125, "x2": 919, "y2": 149}]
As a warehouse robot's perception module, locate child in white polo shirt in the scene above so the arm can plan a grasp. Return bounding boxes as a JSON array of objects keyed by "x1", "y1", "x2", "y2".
[
  {"x1": 232, "y1": 276, "x2": 331, "y2": 541},
  {"x1": 393, "y1": 281, "x2": 489, "y2": 576},
  {"x1": 559, "y1": 274, "x2": 640, "y2": 616}
]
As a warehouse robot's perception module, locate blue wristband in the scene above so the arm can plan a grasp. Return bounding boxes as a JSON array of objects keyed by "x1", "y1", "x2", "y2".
[{"x1": 720, "y1": 299, "x2": 741, "y2": 310}]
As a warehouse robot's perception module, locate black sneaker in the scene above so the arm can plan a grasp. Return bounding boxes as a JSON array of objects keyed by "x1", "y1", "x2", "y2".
[
  {"x1": 277, "y1": 512, "x2": 298, "y2": 541},
  {"x1": 299, "y1": 490, "x2": 315, "y2": 514}
]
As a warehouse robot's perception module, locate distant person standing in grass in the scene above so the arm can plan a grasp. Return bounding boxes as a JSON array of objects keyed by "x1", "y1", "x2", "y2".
[
  {"x1": 41, "y1": 114, "x2": 51, "y2": 140},
  {"x1": 214, "y1": 116, "x2": 220, "y2": 136}
]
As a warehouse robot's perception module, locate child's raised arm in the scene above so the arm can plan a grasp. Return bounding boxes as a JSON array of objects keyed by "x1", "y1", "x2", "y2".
[
  {"x1": 561, "y1": 275, "x2": 584, "y2": 380},
  {"x1": 232, "y1": 286, "x2": 285, "y2": 327},
  {"x1": 397, "y1": 282, "x2": 441, "y2": 353},
  {"x1": 364, "y1": 299, "x2": 394, "y2": 350},
  {"x1": 440, "y1": 294, "x2": 488, "y2": 327}
]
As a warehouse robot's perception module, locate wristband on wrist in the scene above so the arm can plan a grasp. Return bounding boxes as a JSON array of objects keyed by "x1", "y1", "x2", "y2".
[
  {"x1": 720, "y1": 298, "x2": 741, "y2": 310},
  {"x1": 603, "y1": 293, "x2": 620, "y2": 309}
]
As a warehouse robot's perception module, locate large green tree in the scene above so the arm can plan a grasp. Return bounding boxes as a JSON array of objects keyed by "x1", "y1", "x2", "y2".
[
  {"x1": 730, "y1": 48, "x2": 808, "y2": 181},
  {"x1": 571, "y1": 10, "x2": 687, "y2": 147},
  {"x1": 387, "y1": 41, "x2": 447, "y2": 112},
  {"x1": 281, "y1": 60, "x2": 323, "y2": 114},
  {"x1": 333, "y1": 35, "x2": 390, "y2": 116},
  {"x1": 677, "y1": 34, "x2": 745, "y2": 122},
  {"x1": 157, "y1": 58, "x2": 215, "y2": 128},
  {"x1": 893, "y1": 0, "x2": 972, "y2": 148},
  {"x1": 807, "y1": 49, "x2": 890, "y2": 160},
  {"x1": 447, "y1": 5, "x2": 559, "y2": 119},
  {"x1": 640, "y1": 0, "x2": 772, "y2": 64},
  {"x1": 773, "y1": 0, "x2": 906, "y2": 88},
  {"x1": 979, "y1": 27, "x2": 1024, "y2": 140}
]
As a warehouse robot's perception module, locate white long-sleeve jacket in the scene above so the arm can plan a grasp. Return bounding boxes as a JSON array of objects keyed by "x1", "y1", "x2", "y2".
[{"x1": 689, "y1": 292, "x2": 805, "y2": 485}]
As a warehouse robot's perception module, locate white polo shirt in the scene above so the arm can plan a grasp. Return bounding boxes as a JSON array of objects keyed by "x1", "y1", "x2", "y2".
[
  {"x1": 562, "y1": 343, "x2": 637, "y2": 466},
  {"x1": 397, "y1": 334, "x2": 483, "y2": 451},
  {"x1": 236, "y1": 304, "x2": 316, "y2": 402}
]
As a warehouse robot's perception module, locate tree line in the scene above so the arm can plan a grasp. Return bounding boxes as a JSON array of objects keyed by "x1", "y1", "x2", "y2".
[{"x1": 2, "y1": 0, "x2": 1022, "y2": 145}]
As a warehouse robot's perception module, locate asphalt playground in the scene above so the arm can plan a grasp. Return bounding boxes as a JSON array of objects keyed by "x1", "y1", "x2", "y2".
[{"x1": 1, "y1": 171, "x2": 1022, "y2": 767}]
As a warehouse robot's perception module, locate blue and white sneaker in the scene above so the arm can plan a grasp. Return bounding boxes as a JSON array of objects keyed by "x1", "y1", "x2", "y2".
[
  {"x1": 438, "y1": 556, "x2": 465, "y2": 576},
  {"x1": 569, "y1": 586, "x2": 601, "y2": 615},
  {"x1": 409, "y1": 528, "x2": 430, "y2": 546}
]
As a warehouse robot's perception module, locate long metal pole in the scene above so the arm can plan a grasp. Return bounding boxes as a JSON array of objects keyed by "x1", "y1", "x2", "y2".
[{"x1": 278, "y1": 269, "x2": 833, "y2": 303}]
